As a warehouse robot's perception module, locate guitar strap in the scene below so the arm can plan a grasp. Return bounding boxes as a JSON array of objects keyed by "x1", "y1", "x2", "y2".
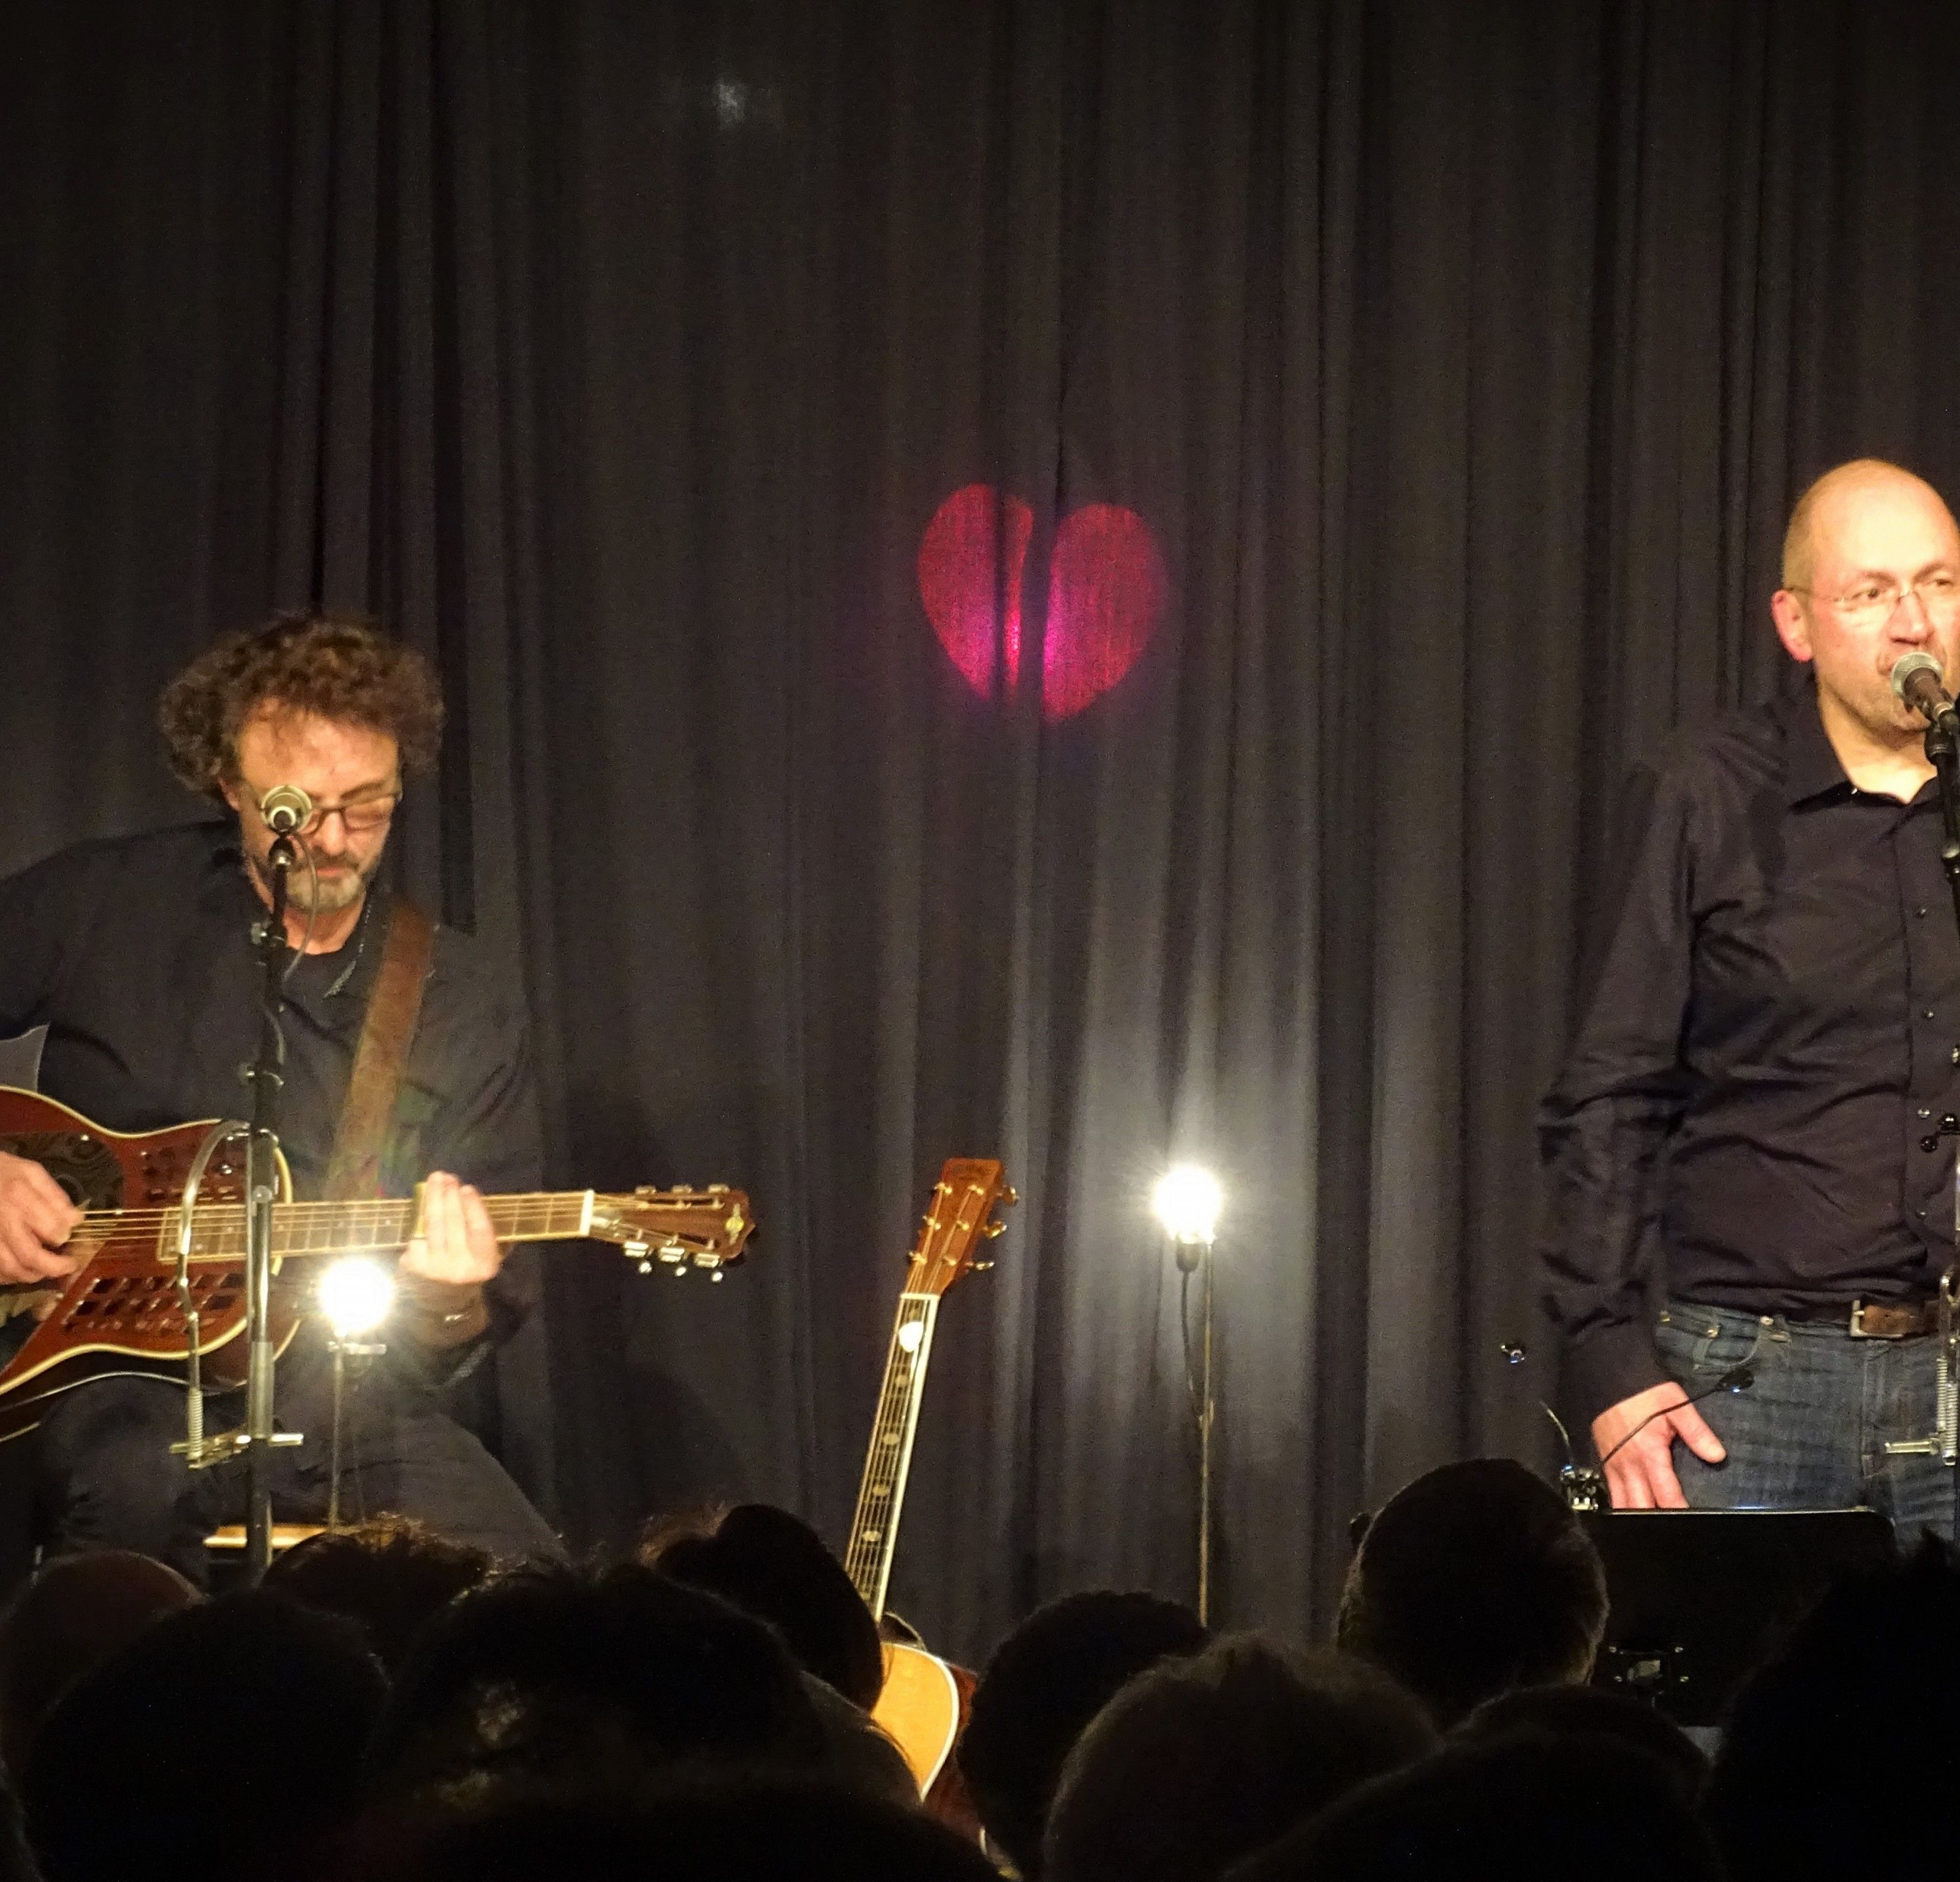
[{"x1": 322, "y1": 898, "x2": 436, "y2": 1203}]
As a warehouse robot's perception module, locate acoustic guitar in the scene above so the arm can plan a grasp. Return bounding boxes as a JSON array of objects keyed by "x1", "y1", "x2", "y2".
[
  {"x1": 851, "y1": 1157, "x2": 1014, "y2": 1805},
  {"x1": 0, "y1": 1086, "x2": 754, "y2": 1443}
]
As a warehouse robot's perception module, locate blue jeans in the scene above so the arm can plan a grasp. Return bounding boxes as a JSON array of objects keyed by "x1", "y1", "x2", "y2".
[{"x1": 1657, "y1": 1300, "x2": 1958, "y2": 1545}]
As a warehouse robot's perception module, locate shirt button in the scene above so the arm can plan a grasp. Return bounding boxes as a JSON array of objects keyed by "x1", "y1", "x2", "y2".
[
  {"x1": 1927, "y1": 1010, "x2": 1938, "y2": 1021},
  {"x1": 1919, "y1": 906, "x2": 1931, "y2": 917},
  {"x1": 1921, "y1": 1107, "x2": 1934, "y2": 1119}
]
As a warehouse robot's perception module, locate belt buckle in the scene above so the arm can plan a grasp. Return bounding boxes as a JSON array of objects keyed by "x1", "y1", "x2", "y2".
[{"x1": 1850, "y1": 1299, "x2": 1918, "y2": 1339}]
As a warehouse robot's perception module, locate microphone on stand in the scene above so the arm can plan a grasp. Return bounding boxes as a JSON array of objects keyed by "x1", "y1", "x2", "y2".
[
  {"x1": 257, "y1": 784, "x2": 314, "y2": 836},
  {"x1": 1891, "y1": 651, "x2": 1959, "y2": 731}
]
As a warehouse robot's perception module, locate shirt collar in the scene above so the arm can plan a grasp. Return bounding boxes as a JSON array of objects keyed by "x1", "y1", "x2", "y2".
[{"x1": 1780, "y1": 675, "x2": 1854, "y2": 808}]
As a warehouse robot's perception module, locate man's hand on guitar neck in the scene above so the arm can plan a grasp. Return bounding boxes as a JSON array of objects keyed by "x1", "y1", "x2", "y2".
[
  {"x1": 0, "y1": 1150, "x2": 81, "y2": 1284},
  {"x1": 400, "y1": 1171, "x2": 503, "y2": 1287}
]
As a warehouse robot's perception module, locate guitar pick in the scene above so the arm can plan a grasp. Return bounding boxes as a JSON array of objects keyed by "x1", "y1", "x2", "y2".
[{"x1": 918, "y1": 483, "x2": 1166, "y2": 720}]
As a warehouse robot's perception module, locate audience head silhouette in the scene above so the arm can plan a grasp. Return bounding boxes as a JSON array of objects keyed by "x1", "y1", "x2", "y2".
[
  {"x1": 1226, "y1": 1731, "x2": 1721, "y2": 1882},
  {"x1": 1335, "y1": 1459, "x2": 1607, "y2": 1726},
  {"x1": 368, "y1": 1562, "x2": 826, "y2": 1802},
  {"x1": 960, "y1": 1587, "x2": 1210, "y2": 1878},
  {"x1": 332, "y1": 1779, "x2": 999, "y2": 1882},
  {"x1": 1044, "y1": 1636, "x2": 1434, "y2": 1882},
  {"x1": 0, "y1": 1548, "x2": 197, "y2": 1777},
  {"x1": 641, "y1": 1502, "x2": 884, "y2": 1710},
  {"x1": 1705, "y1": 1533, "x2": 1960, "y2": 1882},
  {"x1": 21, "y1": 1589, "x2": 384, "y2": 1882},
  {"x1": 264, "y1": 1514, "x2": 494, "y2": 1674}
]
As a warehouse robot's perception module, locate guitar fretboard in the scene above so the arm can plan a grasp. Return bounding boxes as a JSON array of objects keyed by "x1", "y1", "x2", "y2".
[
  {"x1": 843, "y1": 1291, "x2": 940, "y2": 1620},
  {"x1": 130, "y1": 1193, "x2": 595, "y2": 1261}
]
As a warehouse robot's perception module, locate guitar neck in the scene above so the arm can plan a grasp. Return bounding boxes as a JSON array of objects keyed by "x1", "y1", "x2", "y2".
[
  {"x1": 843, "y1": 1291, "x2": 941, "y2": 1621},
  {"x1": 164, "y1": 1191, "x2": 597, "y2": 1261}
]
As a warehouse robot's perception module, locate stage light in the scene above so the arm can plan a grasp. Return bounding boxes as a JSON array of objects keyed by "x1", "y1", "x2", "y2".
[
  {"x1": 317, "y1": 1256, "x2": 395, "y2": 1339},
  {"x1": 1152, "y1": 1165, "x2": 1223, "y2": 1245}
]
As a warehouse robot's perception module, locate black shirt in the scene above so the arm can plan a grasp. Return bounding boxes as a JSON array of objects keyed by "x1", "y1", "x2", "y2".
[
  {"x1": 1539, "y1": 676, "x2": 1960, "y2": 1423},
  {"x1": 0, "y1": 821, "x2": 543, "y2": 1338}
]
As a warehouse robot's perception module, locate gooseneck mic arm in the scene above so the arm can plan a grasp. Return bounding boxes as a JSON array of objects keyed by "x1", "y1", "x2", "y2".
[{"x1": 1891, "y1": 652, "x2": 1960, "y2": 947}]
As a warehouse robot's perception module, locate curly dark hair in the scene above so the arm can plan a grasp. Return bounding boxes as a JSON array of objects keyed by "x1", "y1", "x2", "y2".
[{"x1": 158, "y1": 611, "x2": 444, "y2": 801}]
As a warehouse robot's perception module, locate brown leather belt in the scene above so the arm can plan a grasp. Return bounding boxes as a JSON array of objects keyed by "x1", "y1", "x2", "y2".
[{"x1": 1849, "y1": 1299, "x2": 1940, "y2": 1338}]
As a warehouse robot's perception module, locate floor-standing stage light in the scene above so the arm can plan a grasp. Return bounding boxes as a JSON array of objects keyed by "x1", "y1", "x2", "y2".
[
  {"x1": 317, "y1": 1257, "x2": 395, "y2": 1530},
  {"x1": 1152, "y1": 1165, "x2": 1223, "y2": 1625}
]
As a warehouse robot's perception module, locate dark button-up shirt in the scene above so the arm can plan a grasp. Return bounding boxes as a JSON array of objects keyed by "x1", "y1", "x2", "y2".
[
  {"x1": 0, "y1": 820, "x2": 543, "y2": 1345},
  {"x1": 1540, "y1": 676, "x2": 1960, "y2": 1422}
]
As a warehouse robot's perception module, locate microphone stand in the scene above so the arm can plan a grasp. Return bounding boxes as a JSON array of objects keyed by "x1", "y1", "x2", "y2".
[
  {"x1": 239, "y1": 830, "x2": 297, "y2": 1584},
  {"x1": 1926, "y1": 703, "x2": 1960, "y2": 940},
  {"x1": 1883, "y1": 702, "x2": 1960, "y2": 1468}
]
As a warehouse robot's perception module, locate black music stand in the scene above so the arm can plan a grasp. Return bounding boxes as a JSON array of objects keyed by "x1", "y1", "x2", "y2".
[{"x1": 1582, "y1": 1508, "x2": 1895, "y2": 1725}]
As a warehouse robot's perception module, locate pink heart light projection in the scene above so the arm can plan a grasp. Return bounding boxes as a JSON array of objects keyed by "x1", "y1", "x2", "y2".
[{"x1": 917, "y1": 483, "x2": 1167, "y2": 721}]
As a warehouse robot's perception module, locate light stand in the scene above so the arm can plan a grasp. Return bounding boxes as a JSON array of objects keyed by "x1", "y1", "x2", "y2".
[
  {"x1": 317, "y1": 1256, "x2": 394, "y2": 1529},
  {"x1": 1154, "y1": 1166, "x2": 1224, "y2": 1627}
]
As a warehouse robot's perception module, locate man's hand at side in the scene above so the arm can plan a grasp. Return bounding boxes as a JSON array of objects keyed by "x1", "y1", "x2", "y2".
[
  {"x1": 1591, "y1": 1380, "x2": 1727, "y2": 1509},
  {"x1": 399, "y1": 1170, "x2": 503, "y2": 1286},
  {"x1": 0, "y1": 1149, "x2": 80, "y2": 1285}
]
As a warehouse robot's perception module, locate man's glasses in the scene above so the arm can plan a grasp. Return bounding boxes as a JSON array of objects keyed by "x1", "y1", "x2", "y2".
[
  {"x1": 245, "y1": 787, "x2": 399, "y2": 836},
  {"x1": 1790, "y1": 575, "x2": 1960, "y2": 629}
]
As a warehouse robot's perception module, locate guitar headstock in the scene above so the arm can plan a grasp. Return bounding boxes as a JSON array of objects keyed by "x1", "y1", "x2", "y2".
[
  {"x1": 589, "y1": 1186, "x2": 756, "y2": 1275},
  {"x1": 905, "y1": 1157, "x2": 1015, "y2": 1298}
]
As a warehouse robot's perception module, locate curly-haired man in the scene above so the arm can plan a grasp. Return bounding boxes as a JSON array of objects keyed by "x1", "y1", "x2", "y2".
[{"x1": 0, "y1": 614, "x2": 562, "y2": 1576}]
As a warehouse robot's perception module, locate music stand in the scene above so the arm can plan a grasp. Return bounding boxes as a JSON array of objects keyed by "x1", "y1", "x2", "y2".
[{"x1": 1582, "y1": 1508, "x2": 1895, "y2": 1726}]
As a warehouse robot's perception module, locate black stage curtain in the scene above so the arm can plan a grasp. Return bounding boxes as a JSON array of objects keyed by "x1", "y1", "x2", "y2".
[{"x1": 7, "y1": 0, "x2": 1960, "y2": 1657}]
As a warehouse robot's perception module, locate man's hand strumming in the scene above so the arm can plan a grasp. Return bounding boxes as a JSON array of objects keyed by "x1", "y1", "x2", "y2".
[{"x1": 0, "y1": 1150, "x2": 81, "y2": 1286}]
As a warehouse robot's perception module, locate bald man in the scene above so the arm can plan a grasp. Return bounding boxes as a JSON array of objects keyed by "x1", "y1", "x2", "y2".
[{"x1": 1541, "y1": 459, "x2": 1960, "y2": 1540}]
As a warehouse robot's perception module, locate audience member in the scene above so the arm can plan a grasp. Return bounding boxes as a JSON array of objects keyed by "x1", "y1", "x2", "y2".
[
  {"x1": 1335, "y1": 1459, "x2": 1607, "y2": 1726},
  {"x1": 332, "y1": 1778, "x2": 999, "y2": 1882},
  {"x1": 1224, "y1": 1733, "x2": 1721, "y2": 1882},
  {"x1": 1704, "y1": 1533, "x2": 1960, "y2": 1882},
  {"x1": 21, "y1": 1589, "x2": 386, "y2": 1882},
  {"x1": 0, "y1": 1548, "x2": 198, "y2": 1775},
  {"x1": 1044, "y1": 1636, "x2": 1434, "y2": 1882},
  {"x1": 641, "y1": 1502, "x2": 884, "y2": 1711},
  {"x1": 1455, "y1": 1682, "x2": 1708, "y2": 1801},
  {"x1": 367, "y1": 1563, "x2": 829, "y2": 1804},
  {"x1": 263, "y1": 1514, "x2": 494, "y2": 1674},
  {"x1": 960, "y1": 1588, "x2": 1209, "y2": 1877}
]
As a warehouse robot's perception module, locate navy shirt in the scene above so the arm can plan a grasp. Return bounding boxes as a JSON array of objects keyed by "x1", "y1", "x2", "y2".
[
  {"x1": 1540, "y1": 677, "x2": 1960, "y2": 1423},
  {"x1": 0, "y1": 820, "x2": 543, "y2": 1342}
]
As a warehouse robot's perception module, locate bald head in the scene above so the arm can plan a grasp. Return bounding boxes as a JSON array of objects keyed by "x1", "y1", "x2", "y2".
[{"x1": 1783, "y1": 459, "x2": 1955, "y2": 591}]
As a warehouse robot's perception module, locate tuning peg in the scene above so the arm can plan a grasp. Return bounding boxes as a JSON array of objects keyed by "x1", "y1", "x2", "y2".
[
  {"x1": 982, "y1": 1219, "x2": 1008, "y2": 1238},
  {"x1": 971, "y1": 1261, "x2": 995, "y2": 1273},
  {"x1": 1003, "y1": 1187, "x2": 1020, "y2": 1207}
]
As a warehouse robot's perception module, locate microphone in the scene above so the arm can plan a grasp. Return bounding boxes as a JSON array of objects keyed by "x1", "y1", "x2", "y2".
[
  {"x1": 257, "y1": 784, "x2": 314, "y2": 835},
  {"x1": 1890, "y1": 651, "x2": 1959, "y2": 730}
]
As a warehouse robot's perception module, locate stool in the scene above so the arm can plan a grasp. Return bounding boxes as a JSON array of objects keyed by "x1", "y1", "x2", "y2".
[{"x1": 203, "y1": 1524, "x2": 326, "y2": 1554}]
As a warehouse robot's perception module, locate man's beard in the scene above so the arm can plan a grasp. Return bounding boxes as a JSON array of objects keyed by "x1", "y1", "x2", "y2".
[{"x1": 250, "y1": 846, "x2": 378, "y2": 915}]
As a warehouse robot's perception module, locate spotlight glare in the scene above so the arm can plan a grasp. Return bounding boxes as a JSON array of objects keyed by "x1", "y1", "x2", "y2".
[
  {"x1": 318, "y1": 1256, "x2": 396, "y2": 1339},
  {"x1": 1152, "y1": 1165, "x2": 1223, "y2": 1245}
]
